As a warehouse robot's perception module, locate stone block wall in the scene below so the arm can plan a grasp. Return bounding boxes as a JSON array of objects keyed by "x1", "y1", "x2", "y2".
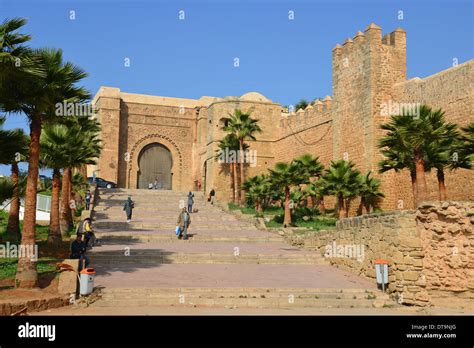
[
  {"x1": 274, "y1": 101, "x2": 333, "y2": 167},
  {"x1": 297, "y1": 202, "x2": 474, "y2": 306},
  {"x1": 301, "y1": 211, "x2": 429, "y2": 305},
  {"x1": 416, "y1": 201, "x2": 474, "y2": 301}
]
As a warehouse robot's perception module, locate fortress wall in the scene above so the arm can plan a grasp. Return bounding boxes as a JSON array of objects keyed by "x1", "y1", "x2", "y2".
[
  {"x1": 94, "y1": 87, "x2": 122, "y2": 185},
  {"x1": 204, "y1": 100, "x2": 281, "y2": 201},
  {"x1": 390, "y1": 60, "x2": 474, "y2": 204},
  {"x1": 273, "y1": 104, "x2": 334, "y2": 167}
]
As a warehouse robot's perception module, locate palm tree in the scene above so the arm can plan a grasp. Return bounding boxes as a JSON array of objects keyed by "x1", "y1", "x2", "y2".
[
  {"x1": 357, "y1": 172, "x2": 385, "y2": 215},
  {"x1": 0, "y1": 116, "x2": 29, "y2": 239},
  {"x1": 460, "y1": 123, "x2": 474, "y2": 157},
  {"x1": 321, "y1": 160, "x2": 361, "y2": 219},
  {"x1": 304, "y1": 179, "x2": 328, "y2": 214},
  {"x1": 1, "y1": 45, "x2": 90, "y2": 287},
  {"x1": 42, "y1": 116, "x2": 101, "y2": 235},
  {"x1": 295, "y1": 99, "x2": 309, "y2": 111},
  {"x1": 223, "y1": 109, "x2": 262, "y2": 206},
  {"x1": 294, "y1": 154, "x2": 325, "y2": 208},
  {"x1": 40, "y1": 124, "x2": 68, "y2": 246},
  {"x1": 243, "y1": 174, "x2": 271, "y2": 213},
  {"x1": 0, "y1": 18, "x2": 43, "y2": 94},
  {"x1": 59, "y1": 116, "x2": 100, "y2": 233},
  {"x1": 378, "y1": 105, "x2": 457, "y2": 205},
  {"x1": 425, "y1": 132, "x2": 471, "y2": 201},
  {"x1": 293, "y1": 154, "x2": 324, "y2": 179},
  {"x1": 268, "y1": 161, "x2": 307, "y2": 226},
  {"x1": 41, "y1": 116, "x2": 100, "y2": 239},
  {"x1": 0, "y1": 177, "x2": 14, "y2": 204},
  {"x1": 215, "y1": 134, "x2": 247, "y2": 204}
]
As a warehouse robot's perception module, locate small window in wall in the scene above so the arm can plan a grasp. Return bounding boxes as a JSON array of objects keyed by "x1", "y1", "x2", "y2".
[{"x1": 219, "y1": 118, "x2": 229, "y2": 130}]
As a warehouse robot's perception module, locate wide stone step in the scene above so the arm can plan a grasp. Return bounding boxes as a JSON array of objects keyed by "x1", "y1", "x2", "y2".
[
  {"x1": 92, "y1": 210, "x2": 238, "y2": 217},
  {"x1": 98, "y1": 188, "x2": 199, "y2": 194},
  {"x1": 94, "y1": 201, "x2": 209, "y2": 207},
  {"x1": 93, "y1": 222, "x2": 258, "y2": 231},
  {"x1": 93, "y1": 287, "x2": 385, "y2": 308},
  {"x1": 91, "y1": 253, "x2": 327, "y2": 265},
  {"x1": 94, "y1": 233, "x2": 284, "y2": 243}
]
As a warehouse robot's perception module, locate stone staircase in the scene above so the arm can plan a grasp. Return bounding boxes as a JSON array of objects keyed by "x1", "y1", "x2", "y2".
[{"x1": 88, "y1": 188, "x2": 392, "y2": 311}]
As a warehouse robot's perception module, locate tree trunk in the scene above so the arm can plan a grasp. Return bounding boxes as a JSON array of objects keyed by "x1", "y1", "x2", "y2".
[
  {"x1": 234, "y1": 161, "x2": 240, "y2": 204},
  {"x1": 437, "y1": 169, "x2": 447, "y2": 201},
  {"x1": 345, "y1": 198, "x2": 351, "y2": 217},
  {"x1": 78, "y1": 164, "x2": 87, "y2": 180},
  {"x1": 283, "y1": 186, "x2": 291, "y2": 226},
  {"x1": 414, "y1": 151, "x2": 428, "y2": 205},
  {"x1": 69, "y1": 173, "x2": 77, "y2": 219},
  {"x1": 357, "y1": 197, "x2": 364, "y2": 216},
  {"x1": 337, "y1": 193, "x2": 346, "y2": 219},
  {"x1": 47, "y1": 168, "x2": 62, "y2": 246},
  {"x1": 60, "y1": 167, "x2": 73, "y2": 233},
  {"x1": 239, "y1": 139, "x2": 245, "y2": 206},
  {"x1": 6, "y1": 162, "x2": 21, "y2": 240},
  {"x1": 230, "y1": 162, "x2": 235, "y2": 203},
  {"x1": 15, "y1": 114, "x2": 41, "y2": 289},
  {"x1": 364, "y1": 200, "x2": 371, "y2": 214},
  {"x1": 318, "y1": 197, "x2": 326, "y2": 215},
  {"x1": 410, "y1": 169, "x2": 417, "y2": 207}
]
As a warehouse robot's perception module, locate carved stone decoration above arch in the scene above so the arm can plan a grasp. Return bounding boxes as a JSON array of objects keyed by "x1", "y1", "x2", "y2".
[{"x1": 127, "y1": 133, "x2": 184, "y2": 190}]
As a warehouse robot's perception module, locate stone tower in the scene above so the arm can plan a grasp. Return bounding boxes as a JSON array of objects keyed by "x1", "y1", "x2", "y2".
[
  {"x1": 332, "y1": 23, "x2": 408, "y2": 208},
  {"x1": 332, "y1": 23, "x2": 406, "y2": 171}
]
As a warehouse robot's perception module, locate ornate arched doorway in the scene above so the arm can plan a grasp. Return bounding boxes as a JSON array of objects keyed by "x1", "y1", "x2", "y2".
[{"x1": 137, "y1": 143, "x2": 173, "y2": 189}]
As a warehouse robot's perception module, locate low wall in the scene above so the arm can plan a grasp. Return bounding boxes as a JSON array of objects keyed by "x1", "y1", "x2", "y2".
[
  {"x1": 296, "y1": 202, "x2": 474, "y2": 307},
  {"x1": 416, "y1": 201, "x2": 474, "y2": 304}
]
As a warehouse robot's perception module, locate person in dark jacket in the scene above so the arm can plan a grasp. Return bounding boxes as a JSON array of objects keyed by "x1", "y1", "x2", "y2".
[
  {"x1": 187, "y1": 191, "x2": 194, "y2": 213},
  {"x1": 70, "y1": 233, "x2": 89, "y2": 270},
  {"x1": 123, "y1": 195, "x2": 134, "y2": 223},
  {"x1": 209, "y1": 188, "x2": 216, "y2": 205},
  {"x1": 85, "y1": 190, "x2": 92, "y2": 210}
]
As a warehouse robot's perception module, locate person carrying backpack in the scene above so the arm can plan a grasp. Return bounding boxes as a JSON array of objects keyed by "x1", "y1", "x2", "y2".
[
  {"x1": 77, "y1": 217, "x2": 97, "y2": 248},
  {"x1": 123, "y1": 195, "x2": 135, "y2": 223},
  {"x1": 176, "y1": 207, "x2": 191, "y2": 240}
]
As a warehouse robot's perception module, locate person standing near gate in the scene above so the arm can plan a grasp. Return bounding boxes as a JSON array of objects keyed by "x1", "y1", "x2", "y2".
[
  {"x1": 187, "y1": 191, "x2": 194, "y2": 213},
  {"x1": 209, "y1": 188, "x2": 216, "y2": 205},
  {"x1": 123, "y1": 195, "x2": 135, "y2": 223}
]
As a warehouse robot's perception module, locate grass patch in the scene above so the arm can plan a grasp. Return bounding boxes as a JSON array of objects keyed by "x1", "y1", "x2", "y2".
[
  {"x1": 265, "y1": 214, "x2": 336, "y2": 231},
  {"x1": 0, "y1": 210, "x2": 70, "y2": 281},
  {"x1": 228, "y1": 203, "x2": 284, "y2": 217},
  {"x1": 0, "y1": 258, "x2": 59, "y2": 280},
  {"x1": 228, "y1": 203, "x2": 240, "y2": 211}
]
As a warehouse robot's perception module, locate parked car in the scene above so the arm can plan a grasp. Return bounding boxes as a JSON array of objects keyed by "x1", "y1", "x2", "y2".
[{"x1": 87, "y1": 177, "x2": 117, "y2": 189}]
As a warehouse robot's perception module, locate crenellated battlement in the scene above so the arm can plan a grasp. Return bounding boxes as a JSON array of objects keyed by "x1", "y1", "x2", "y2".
[
  {"x1": 333, "y1": 23, "x2": 406, "y2": 60},
  {"x1": 279, "y1": 96, "x2": 333, "y2": 133}
]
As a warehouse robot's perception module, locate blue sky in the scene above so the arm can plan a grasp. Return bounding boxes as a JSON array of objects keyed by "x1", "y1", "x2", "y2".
[{"x1": 0, "y1": 0, "x2": 473, "y2": 175}]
